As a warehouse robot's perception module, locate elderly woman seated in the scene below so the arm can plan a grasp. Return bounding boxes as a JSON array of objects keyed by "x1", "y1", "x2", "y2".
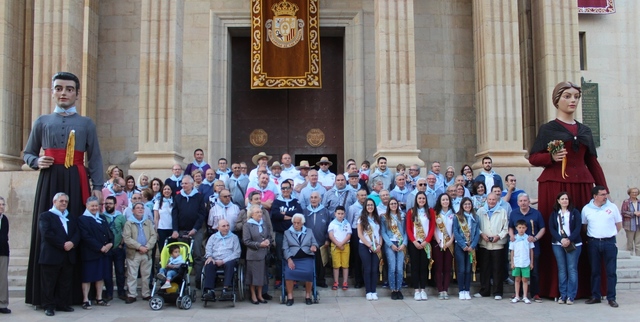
[{"x1": 282, "y1": 213, "x2": 318, "y2": 306}]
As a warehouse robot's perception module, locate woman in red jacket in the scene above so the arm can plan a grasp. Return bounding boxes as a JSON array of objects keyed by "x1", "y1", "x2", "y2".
[
  {"x1": 529, "y1": 81, "x2": 608, "y2": 299},
  {"x1": 406, "y1": 191, "x2": 435, "y2": 301}
]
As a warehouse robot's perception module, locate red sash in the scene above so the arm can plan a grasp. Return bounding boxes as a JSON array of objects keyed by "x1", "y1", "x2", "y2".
[{"x1": 44, "y1": 149, "x2": 90, "y2": 204}]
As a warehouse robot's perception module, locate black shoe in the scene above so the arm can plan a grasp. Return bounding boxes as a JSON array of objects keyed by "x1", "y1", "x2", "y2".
[
  {"x1": 0, "y1": 308, "x2": 11, "y2": 314},
  {"x1": 608, "y1": 300, "x2": 619, "y2": 308},
  {"x1": 125, "y1": 297, "x2": 137, "y2": 304},
  {"x1": 262, "y1": 293, "x2": 273, "y2": 300},
  {"x1": 585, "y1": 297, "x2": 601, "y2": 304},
  {"x1": 56, "y1": 306, "x2": 74, "y2": 312},
  {"x1": 118, "y1": 294, "x2": 128, "y2": 301},
  {"x1": 305, "y1": 298, "x2": 313, "y2": 305},
  {"x1": 392, "y1": 291, "x2": 399, "y2": 300},
  {"x1": 250, "y1": 299, "x2": 259, "y2": 305},
  {"x1": 142, "y1": 296, "x2": 152, "y2": 301},
  {"x1": 259, "y1": 299, "x2": 268, "y2": 304},
  {"x1": 45, "y1": 309, "x2": 55, "y2": 316},
  {"x1": 354, "y1": 283, "x2": 363, "y2": 289},
  {"x1": 397, "y1": 291, "x2": 404, "y2": 300},
  {"x1": 203, "y1": 290, "x2": 217, "y2": 301},
  {"x1": 103, "y1": 295, "x2": 113, "y2": 302},
  {"x1": 286, "y1": 298, "x2": 294, "y2": 306}
]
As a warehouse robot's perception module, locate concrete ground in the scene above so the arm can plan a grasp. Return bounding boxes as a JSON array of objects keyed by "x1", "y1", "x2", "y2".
[{"x1": 3, "y1": 289, "x2": 638, "y2": 322}]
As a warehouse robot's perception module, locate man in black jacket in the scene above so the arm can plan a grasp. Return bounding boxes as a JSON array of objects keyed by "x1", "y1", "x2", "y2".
[
  {"x1": 38, "y1": 193, "x2": 80, "y2": 316},
  {"x1": 172, "y1": 175, "x2": 206, "y2": 288}
]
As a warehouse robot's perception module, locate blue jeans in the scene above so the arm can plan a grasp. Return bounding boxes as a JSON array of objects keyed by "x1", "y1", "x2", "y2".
[
  {"x1": 105, "y1": 246, "x2": 126, "y2": 297},
  {"x1": 454, "y1": 245, "x2": 472, "y2": 292},
  {"x1": 383, "y1": 242, "x2": 404, "y2": 291},
  {"x1": 159, "y1": 267, "x2": 179, "y2": 280},
  {"x1": 552, "y1": 244, "x2": 581, "y2": 300},
  {"x1": 587, "y1": 237, "x2": 617, "y2": 300},
  {"x1": 359, "y1": 244, "x2": 380, "y2": 294}
]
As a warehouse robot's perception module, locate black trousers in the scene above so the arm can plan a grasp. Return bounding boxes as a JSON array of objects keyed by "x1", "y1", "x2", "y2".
[
  {"x1": 479, "y1": 247, "x2": 506, "y2": 296},
  {"x1": 408, "y1": 242, "x2": 429, "y2": 289},
  {"x1": 349, "y1": 229, "x2": 364, "y2": 284},
  {"x1": 40, "y1": 260, "x2": 73, "y2": 310}
]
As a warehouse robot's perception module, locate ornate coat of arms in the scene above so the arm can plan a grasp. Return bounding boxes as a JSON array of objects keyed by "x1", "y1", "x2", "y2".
[{"x1": 266, "y1": 0, "x2": 304, "y2": 48}]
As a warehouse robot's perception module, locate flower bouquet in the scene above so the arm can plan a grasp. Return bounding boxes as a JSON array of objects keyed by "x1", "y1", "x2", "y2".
[{"x1": 547, "y1": 140, "x2": 567, "y2": 179}]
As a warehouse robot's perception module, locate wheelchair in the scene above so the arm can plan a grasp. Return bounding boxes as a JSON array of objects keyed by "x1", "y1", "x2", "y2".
[
  {"x1": 148, "y1": 237, "x2": 197, "y2": 310},
  {"x1": 200, "y1": 258, "x2": 245, "y2": 307},
  {"x1": 279, "y1": 256, "x2": 318, "y2": 304}
]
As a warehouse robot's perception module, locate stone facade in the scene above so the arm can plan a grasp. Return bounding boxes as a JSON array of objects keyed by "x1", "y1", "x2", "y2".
[{"x1": 0, "y1": 0, "x2": 638, "y2": 250}]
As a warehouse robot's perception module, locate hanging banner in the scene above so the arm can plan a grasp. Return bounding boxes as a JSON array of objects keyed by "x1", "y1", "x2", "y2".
[
  {"x1": 578, "y1": 0, "x2": 615, "y2": 14},
  {"x1": 251, "y1": 0, "x2": 321, "y2": 89}
]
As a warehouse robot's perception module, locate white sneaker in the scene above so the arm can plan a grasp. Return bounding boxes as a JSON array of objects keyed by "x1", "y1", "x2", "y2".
[
  {"x1": 464, "y1": 291, "x2": 471, "y2": 300},
  {"x1": 523, "y1": 297, "x2": 531, "y2": 304},
  {"x1": 161, "y1": 281, "x2": 172, "y2": 289},
  {"x1": 443, "y1": 291, "x2": 449, "y2": 300},
  {"x1": 459, "y1": 292, "x2": 465, "y2": 300},
  {"x1": 511, "y1": 297, "x2": 520, "y2": 303},
  {"x1": 420, "y1": 290, "x2": 428, "y2": 300},
  {"x1": 473, "y1": 293, "x2": 483, "y2": 298},
  {"x1": 494, "y1": 295, "x2": 502, "y2": 300},
  {"x1": 372, "y1": 293, "x2": 378, "y2": 301},
  {"x1": 414, "y1": 292, "x2": 421, "y2": 301},
  {"x1": 366, "y1": 293, "x2": 372, "y2": 301}
]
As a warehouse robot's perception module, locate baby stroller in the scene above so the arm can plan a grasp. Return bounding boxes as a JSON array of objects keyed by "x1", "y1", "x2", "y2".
[
  {"x1": 279, "y1": 255, "x2": 318, "y2": 304},
  {"x1": 149, "y1": 237, "x2": 197, "y2": 310}
]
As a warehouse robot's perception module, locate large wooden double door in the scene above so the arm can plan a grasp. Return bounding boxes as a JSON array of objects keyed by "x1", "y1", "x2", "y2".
[{"x1": 231, "y1": 34, "x2": 344, "y2": 173}]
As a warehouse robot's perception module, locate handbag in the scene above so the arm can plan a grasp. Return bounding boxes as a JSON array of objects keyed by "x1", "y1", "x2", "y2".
[{"x1": 559, "y1": 213, "x2": 576, "y2": 253}]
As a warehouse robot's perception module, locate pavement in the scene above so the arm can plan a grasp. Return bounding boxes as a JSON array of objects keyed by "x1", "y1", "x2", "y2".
[{"x1": 3, "y1": 289, "x2": 639, "y2": 322}]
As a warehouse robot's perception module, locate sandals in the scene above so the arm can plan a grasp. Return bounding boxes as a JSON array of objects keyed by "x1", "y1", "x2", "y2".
[
  {"x1": 96, "y1": 299, "x2": 111, "y2": 306},
  {"x1": 332, "y1": 282, "x2": 339, "y2": 290},
  {"x1": 342, "y1": 282, "x2": 348, "y2": 290},
  {"x1": 82, "y1": 301, "x2": 92, "y2": 310}
]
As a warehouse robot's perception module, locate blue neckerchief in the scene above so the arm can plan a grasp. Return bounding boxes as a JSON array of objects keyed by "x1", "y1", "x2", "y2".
[
  {"x1": 392, "y1": 185, "x2": 408, "y2": 195},
  {"x1": 515, "y1": 234, "x2": 528, "y2": 242},
  {"x1": 288, "y1": 225, "x2": 307, "y2": 239},
  {"x1": 126, "y1": 190, "x2": 135, "y2": 199},
  {"x1": 331, "y1": 218, "x2": 349, "y2": 230},
  {"x1": 201, "y1": 179, "x2": 214, "y2": 186},
  {"x1": 180, "y1": 189, "x2": 197, "y2": 201},
  {"x1": 217, "y1": 200, "x2": 232, "y2": 209},
  {"x1": 129, "y1": 215, "x2": 147, "y2": 245},
  {"x1": 54, "y1": 106, "x2": 77, "y2": 114},
  {"x1": 373, "y1": 168, "x2": 390, "y2": 178},
  {"x1": 162, "y1": 197, "x2": 173, "y2": 205},
  {"x1": 464, "y1": 212, "x2": 476, "y2": 223},
  {"x1": 276, "y1": 195, "x2": 294, "y2": 203},
  {"x1": 306, "y1": 204, "x2": 325, "y2": 214},
  {"x1": 440, "y1": 208, "x2": 453, "y2": 217},
  {"x1": 484, "y1": 203, "x2": 500, "y2": 219},
  {"x1": 418, "y1": 208, "x2": 426, "y2": 216},
  {"x1": 444, "y1": 178, "x2": 455, "y2": 187},
  {"x1": 214, "y1": 231, "x2": 234, "y2": 246},
  {"x1": 139, "y1": 185, "x2": 148, "y2": 190},
  {"x1": 247, "y1": 218, "x2": 264, "y2": 233},
  {"x1": 49, "y1": 206, "x2": 69, "y2": 222},
  {"x1": 426, "y1": 186, "x2": 437, "y2": 195},
  {"x1": 169, "y1": 174, "x2": 183, "y2": 185},
  {"x1": 192, "y1": 160, "x2": 207, "y2": 170},
  {"x1": 102, "y1": 210, "x2": 121, "y2": 221},
  {"x1": 216, "y1": 169, "x2": 230, "y2": 177},
  {"x1": 108, "y1": 185, "x2": 124, "y2": 196},
  {"x1": 307, "y1": 183, "x2": 322, "y2": 191},
  {"x1": 585, "y1": 199, "x2": 611, "y2": 210},
  {"x1": 333, "y1": 186, "x2": 349, "y2": 197},
  {"x1": 82, "y1": 209, "x2": 103, "y2": 223},
  {"x1": 360, "y1": 169, "x2": 370, "y2": 176}
]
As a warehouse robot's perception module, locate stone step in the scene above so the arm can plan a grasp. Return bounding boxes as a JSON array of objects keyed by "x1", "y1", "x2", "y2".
[
  {"x1": 8, "y1": 265, "x2": 27, "y2": 275},
  {"x1": 617, "y1": 278, "x2": 640, "y2": 290},
  {"x1": 617, "y1": 250, "x2": 632, "y2": 259},
  {"x1": 616, "y1": 258, "x2": 640, "y2": 269},
  {"x1": 617, "y1": 268, "x2": 640, "y2": 279},
  {"x1": 9, "y1": 275, "x2": 26, "y2": 287},
  {"x1": 9, "y1": 256, "x2": 29, "y2": 267}
]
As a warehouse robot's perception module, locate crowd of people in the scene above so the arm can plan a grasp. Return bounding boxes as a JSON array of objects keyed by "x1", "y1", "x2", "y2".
[{"x1": 7, "y1": 73, "x2": 625, "y2": 315}]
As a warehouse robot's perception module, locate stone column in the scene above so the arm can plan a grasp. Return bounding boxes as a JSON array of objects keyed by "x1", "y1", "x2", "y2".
[
  {"x1": 531, "y1": 0, "x2": 581, "y2": 123},
  {"x1": 0, "y1": 0, "x2": 26, "y2": 170},
  {"x1": 372, "y1": 0, "x2": 424, "y2": 168},
  {"x1": 130, "y1": 0, "x2": 185, "y2": 170},
  {"x1": 472, "y1": 0, "x2": 529, "y2": 167}
]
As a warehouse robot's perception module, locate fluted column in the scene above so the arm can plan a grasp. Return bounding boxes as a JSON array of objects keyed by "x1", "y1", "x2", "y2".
[
  {"x1": 531, "y1": 0, "x2": 581, "y2": 123},
  {"x1": 130, "y1": 0, "x2": 184, "y2": 169},
  {"x1": 372, "y1": 0, "x2": 424, "y2": 168},
  {"x1": 472, "y1": 0, "x2": 529, "y2": 167}
]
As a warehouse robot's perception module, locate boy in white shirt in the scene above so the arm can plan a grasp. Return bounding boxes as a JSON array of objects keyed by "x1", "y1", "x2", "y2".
[
  {"x1": 328, "y1": 206, "x2": 351, "y2": 290},
  {"x1": 510, "y1": 220, "x2": 534, "y2": 304}
]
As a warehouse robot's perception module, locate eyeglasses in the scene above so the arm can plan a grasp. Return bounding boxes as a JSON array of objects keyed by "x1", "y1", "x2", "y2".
[
  {"x1": 409, "y1": 169, "x2": 418, "y2": 171},
  {"x1": 418, "y1": 183, "x2": 426, "y2": 186},
  {"x1": 113, "y1": 183, "x2": 122, "y2": 188},
  {"x1": 172, "y1": 168, "x2": 181, "y2": 171},
  {"x1": 281, "y1": 187, "x2": 291, "y2": 190},
  {"x1": 220, "y1": 195, "x2": 230, "y2": 198}
]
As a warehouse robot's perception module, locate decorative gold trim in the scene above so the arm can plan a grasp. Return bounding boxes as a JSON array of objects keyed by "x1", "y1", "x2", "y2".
[
  {"x1": 578, "y1": 0, "x2": 615, "y2": 14},
  {"x1": 249, "y1": 129, "x2": 269, "y2": 147},
  {"x1": 306, "y1": 128, "x2": 325, "y2": 147},
  {"x1": 251, "y1": 0, "x2": 321, "y2": 89}
]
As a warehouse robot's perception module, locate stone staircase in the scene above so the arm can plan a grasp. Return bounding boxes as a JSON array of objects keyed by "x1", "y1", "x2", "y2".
[{"x1": 7, "y1": 248, "x2": 640, "y2": 298}]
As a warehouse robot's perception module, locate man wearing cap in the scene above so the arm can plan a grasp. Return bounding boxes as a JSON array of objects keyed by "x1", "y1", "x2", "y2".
[
  {"x1": 269, "y1": 161, "x2": 284, "y2": 195},
  {"x1": 248, "y1": 152, "x2": 272, "y2": 183},
  {"x1": 293, "y1": 160, "x2": 312, "y2": 193},
  {"x1": 317, "y1": 157, "x2": 336, "y2": 190},
  {"x1": 279, "y1": 153, "x2": 299, "y2": 181},
  {"x1": 347, "y1": 164, "x2": 369, "y2": 194}
]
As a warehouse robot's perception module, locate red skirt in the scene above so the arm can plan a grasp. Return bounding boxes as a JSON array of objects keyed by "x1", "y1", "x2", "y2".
[{"x1": 537, "y1": 180, "x2": 605, "y2": 299}]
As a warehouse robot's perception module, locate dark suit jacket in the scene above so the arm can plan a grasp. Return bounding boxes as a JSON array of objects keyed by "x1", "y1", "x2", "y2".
[
  {"x1": 38, "y1": 211, "x2": 80, "y2": 265},
  {"x1": 78, "y1": 215, "x2": 114, "y2": 262}
]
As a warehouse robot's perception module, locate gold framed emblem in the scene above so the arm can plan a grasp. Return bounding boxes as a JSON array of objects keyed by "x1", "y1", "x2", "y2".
[
  {"x1": 306, "y1": 128, "x2": 324, "y2": 147},
  {"x1": 250, "y1": 129, "x2": 269, "y2": 147}
]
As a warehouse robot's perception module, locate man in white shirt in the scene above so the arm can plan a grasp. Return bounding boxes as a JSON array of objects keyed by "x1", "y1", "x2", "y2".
[
  {"x1": 248, "y1": 152, "x2": 272, "y2": 182},
  {"x1": 316, "y1": 157, "x2": 336, "y2": 190},
  {"x1": 582, "y1": 185, "x2": 622, "y2": 308},
  {"x1": 279, "y1": 153, "x2": 299, "y2": 181}
]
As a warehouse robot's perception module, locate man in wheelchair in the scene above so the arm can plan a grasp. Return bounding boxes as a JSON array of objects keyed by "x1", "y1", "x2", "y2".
[{"x1": 202, "y1": 219, "x2": 241, "y2": 301}]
